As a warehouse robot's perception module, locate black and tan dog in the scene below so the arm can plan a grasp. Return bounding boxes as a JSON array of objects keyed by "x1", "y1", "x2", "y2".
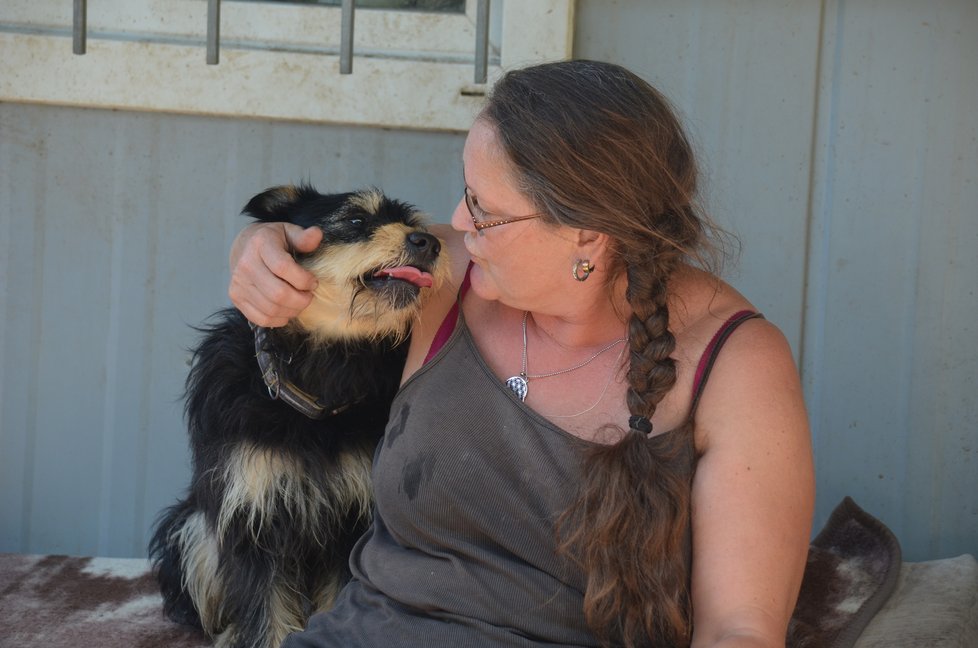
[{"x1": 149, "y1": 185, "x2": 447, "y2": 648}]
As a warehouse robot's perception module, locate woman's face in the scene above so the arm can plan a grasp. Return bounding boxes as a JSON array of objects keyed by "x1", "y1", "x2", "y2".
[{"x1": 451, "y1": 120, "x2": 583, "y2": 312}]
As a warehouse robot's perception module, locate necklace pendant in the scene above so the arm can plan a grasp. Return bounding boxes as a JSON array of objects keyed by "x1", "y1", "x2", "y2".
[{"x1": 505, "y1": 374, "x2": 528, "y2": 402}]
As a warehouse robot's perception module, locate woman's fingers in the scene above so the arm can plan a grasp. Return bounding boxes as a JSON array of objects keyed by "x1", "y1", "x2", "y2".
[
  {"x1": 273, "y1": 223, "x2": 323, "y2": 291},
  {"x1": 284, "y1": 222, "x2": 324, "y2": 255},
  {"x1": 228, "y1": 223, "x2": 323, "y2": 326}
]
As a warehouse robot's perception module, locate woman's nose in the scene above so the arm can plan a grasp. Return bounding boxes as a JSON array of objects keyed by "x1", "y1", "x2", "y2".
[{"x1": 450, "y1": 195, "x2": 474, "y2": 233}]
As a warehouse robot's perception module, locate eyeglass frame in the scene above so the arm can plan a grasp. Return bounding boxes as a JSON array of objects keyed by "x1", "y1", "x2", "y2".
[{"x1": 463, "y1": 186, "x2": 543, "y2": 231}]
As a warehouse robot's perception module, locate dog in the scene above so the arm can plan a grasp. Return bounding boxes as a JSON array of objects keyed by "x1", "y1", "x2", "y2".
[{"x1": 149, "y1": 184, "x2": 448, "y2": 648}]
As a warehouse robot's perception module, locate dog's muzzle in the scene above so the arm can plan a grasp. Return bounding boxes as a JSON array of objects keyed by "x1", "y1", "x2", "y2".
[{"x1": 364, "y1": 231, "x2": 441, "y2": 309}]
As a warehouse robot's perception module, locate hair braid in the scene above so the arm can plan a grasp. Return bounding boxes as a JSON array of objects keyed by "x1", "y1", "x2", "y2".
[
  {"x1": 482, "y1": 60, "x2": 727, "y2": 648},
  {"x1": 555, "y1": 247, "x2": 694, "y2": 648},
  {"x1": 625, "y1": 251, "x2": 678, "y2": 420}
]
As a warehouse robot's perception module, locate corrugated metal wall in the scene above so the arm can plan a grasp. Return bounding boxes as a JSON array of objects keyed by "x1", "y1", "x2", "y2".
[
  {"x1": 0, "y1": 107, "x2": 466, "y2": 558},
  {"x1": 575, "y1": 0, "x2": 977, "y2": 561},
  {"x1": 2, "y1": 0, "x2": 976, "y2": 561}
]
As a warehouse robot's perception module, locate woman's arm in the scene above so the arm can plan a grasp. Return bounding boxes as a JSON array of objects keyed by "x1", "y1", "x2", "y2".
[{"x1": 688, "y1": 319, "x2": 815, "y2": 648}]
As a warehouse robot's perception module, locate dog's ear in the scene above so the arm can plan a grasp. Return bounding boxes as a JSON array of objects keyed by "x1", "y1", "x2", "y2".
[
  {"x1": 242, "y1": 185, "x2": 356, "y2": 229},
  {"x1": 242, "y1": 185, "x2": 313, "y2": 223}
]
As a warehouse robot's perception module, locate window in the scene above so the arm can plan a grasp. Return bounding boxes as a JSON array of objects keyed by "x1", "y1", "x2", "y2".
[
  {"x1": 0, "y1": 0, "x2": 574, "y2": 132},
  {"x1": 236, "y1": 1, "x2": 465, "y2": 12}
]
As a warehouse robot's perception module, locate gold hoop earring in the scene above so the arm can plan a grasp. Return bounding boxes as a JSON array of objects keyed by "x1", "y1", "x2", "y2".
[{"x1": 572, "y1": 259, "x2": 594, "y2": 282}]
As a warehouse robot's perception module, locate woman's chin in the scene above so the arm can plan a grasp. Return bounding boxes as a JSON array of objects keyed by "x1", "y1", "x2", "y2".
[
  {"x1": 466, "y1": 261, "x2": 499, "y2": 301},
  {"x1": 468, "y1": 262, "x2": 488, "y2": 289}
]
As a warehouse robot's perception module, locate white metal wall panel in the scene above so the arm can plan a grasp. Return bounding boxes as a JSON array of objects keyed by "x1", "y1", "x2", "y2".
[
  {"x1": 577, "y1": 0, "x2": 824, "y2": 356},
  {"x1": 1, "y1": 0, "x2": 976, "y2": 563},
  {"x1": 803, "y1": 0, "x2": 978, "y2": 560},
  {"x1": 0, "y1": 105, "x2": 465, "y2": 557},
  {"x1": 577, "y1": 0, "x2": 977, "y2": 561}
]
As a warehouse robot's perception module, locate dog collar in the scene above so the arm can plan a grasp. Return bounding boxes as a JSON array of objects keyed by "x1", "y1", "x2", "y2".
[{"x1": 251, "y1": 323, "x2": 353, "y2": 420}]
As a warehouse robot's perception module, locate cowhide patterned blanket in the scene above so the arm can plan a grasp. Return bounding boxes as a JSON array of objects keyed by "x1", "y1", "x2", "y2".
[{"x1": 1, "y1": 498, "x2": 975, "y2": 648}]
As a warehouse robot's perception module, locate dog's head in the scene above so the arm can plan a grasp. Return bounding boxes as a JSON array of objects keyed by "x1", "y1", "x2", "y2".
[{"x1": 243, "y1": 185, "x2": 449, "y2": 344}]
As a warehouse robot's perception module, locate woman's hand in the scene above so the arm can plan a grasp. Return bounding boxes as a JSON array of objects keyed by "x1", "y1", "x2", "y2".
[{"x1": 228, "y1": 222, "x2": 323, "y2": 327}]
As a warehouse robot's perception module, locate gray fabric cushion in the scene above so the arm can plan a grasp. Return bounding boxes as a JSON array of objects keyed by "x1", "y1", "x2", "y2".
[{"x1": 855, "y1": 554, "x2": 978, "y2": 648}]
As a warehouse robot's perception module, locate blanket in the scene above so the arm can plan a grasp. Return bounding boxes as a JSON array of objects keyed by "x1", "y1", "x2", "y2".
[
  {"x1": 788, "y1": 497, "x2": 902, "y2": 647},
  {"x1": 0, "y1": 497, "x2": 973, "y2": 647},
  {"x1": 0, "y1": 553, "x2": 207, "y2": 648}
]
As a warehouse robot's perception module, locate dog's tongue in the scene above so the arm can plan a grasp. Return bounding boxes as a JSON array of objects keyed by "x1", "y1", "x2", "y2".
[{"x1": 374, "y1": 266, "x2": 434, "y2": 288}]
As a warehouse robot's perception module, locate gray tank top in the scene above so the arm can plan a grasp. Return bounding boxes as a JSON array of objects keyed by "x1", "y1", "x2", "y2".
[
  {"x1": 283, "y1": 307, "x2": 761, "y2": 648},
  {"x1": 285, "y1": 312, "x2": 599, "y2": 647}
]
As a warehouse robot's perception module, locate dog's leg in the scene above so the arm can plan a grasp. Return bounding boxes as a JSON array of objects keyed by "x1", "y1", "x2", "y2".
[
  {"x1": 213, "y1": 516, "x2": 307, "y2": 648},
  {"x1": 149, "y1": 499, "x2": 207, "y2": 629},
  {"x1": 306, "y1": 444, "x2": 375, "y2": 615},
  {"x1": 174, "y1": 509, "x2": 225, "y2": 636},
  {"x1": 309, "y1": 564, "x2": 349, "y2": 616},
  {"x1": 212, "y1": 444, "x2": 314, "y2": 648}
]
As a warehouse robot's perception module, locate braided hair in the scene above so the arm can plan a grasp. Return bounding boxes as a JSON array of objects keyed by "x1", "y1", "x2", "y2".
[{"x1": 480, "y1": 60, "x2": 723, "y2": 647}]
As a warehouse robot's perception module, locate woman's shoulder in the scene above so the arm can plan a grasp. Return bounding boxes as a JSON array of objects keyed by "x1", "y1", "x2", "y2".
[
  {"x1": 667, "y1": 266, "x2": 805, "y2": 449},
  {"x1": 667, "y1": 264, "x2": 761, "y2": 348},
  {"x1": 400, "y1": 224, "x2": 470, "y2": 380},
  {"x1": 660, "y1": 264, "x2": 796, "y2": 421}
]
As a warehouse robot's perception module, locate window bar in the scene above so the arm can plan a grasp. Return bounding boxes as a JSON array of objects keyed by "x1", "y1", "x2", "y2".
[
  {"x1": 73, "y1": 0, "x2": 87, "y2": 55},
  {"x1": 340, "y1": 0, "x2": 355, "y2": 74},
  {"x1": 474, "y1": 0, "x2": 490, "y2": 84},
  {"x1": 207, "y1": 0, "x2": 220, "y2": 65}
]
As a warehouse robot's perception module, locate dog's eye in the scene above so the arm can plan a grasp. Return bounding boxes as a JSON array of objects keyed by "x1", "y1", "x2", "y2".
[{"x1": 347, "y1": 216, "x2": 365, "y2": 227}]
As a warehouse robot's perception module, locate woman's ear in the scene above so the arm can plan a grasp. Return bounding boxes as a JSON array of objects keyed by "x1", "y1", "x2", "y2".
[{"x1": 575, "y1": 228, "x2": 611, "y2": 262}]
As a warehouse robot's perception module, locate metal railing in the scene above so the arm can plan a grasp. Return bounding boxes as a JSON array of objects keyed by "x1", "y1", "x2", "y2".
[
  {"x1": 73, "y1": 0, "x2": 491, "y2": 82},
  {"x1": 208, "y1": 0, "x2": 220, "y2": 64},
  {"x1": 340, "y1": 0, "x2": 354, "y2": 74},
  {"x1": 73, "y1": 0, "x2": 86, "y2": 54}
]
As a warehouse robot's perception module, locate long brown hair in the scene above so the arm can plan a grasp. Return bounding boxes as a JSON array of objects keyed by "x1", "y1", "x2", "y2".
[{"x1": 480, "y1": 60, "x2": 722, "y2": 647}]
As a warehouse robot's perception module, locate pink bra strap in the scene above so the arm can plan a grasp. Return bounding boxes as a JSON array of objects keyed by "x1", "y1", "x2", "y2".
[
  {"x1": 422, "y1": 262, "x2": 473, "y2": 365},
  {"x1": 689, "y1": 310, "x2": 763, "y2": 414}
]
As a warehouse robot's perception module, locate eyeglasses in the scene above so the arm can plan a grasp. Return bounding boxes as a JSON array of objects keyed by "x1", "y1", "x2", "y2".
[{"x1": 464, "y1": 187, "x2": 542, "y2": 231}]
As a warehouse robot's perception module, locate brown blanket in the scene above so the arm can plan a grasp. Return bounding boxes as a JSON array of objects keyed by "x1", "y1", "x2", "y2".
[
  {"x1": 0, "y1": 553, "x2": 207, "y2": 648},
  {"x1": 788, "y1": 497, "x2": 902, "y2": 647},
  {"x1": 0, "y1": 498, "x2": 927, "y2": 648}
]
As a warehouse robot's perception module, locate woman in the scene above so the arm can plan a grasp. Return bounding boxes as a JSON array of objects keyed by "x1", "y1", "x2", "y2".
[{"x1": 229, "y1": 60, "x2": 814, "y2": 648}]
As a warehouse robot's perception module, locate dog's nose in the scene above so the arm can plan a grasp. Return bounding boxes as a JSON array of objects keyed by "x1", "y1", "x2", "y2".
[{"x1": 406, "y1": 231, "x2": 441, "y2": 258}]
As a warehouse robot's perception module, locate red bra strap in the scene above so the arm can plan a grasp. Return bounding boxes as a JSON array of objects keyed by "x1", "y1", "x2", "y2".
[
  {"x1": 689, "y1": 310, "x2": 764, "y2": 415},
  {"x1": 422, "y1": 262, "x2": 473, "y2": 365}
]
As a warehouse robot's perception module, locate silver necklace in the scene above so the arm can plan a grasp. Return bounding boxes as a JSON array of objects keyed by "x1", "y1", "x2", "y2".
[
  {"x1": 505, "y1": 311, "x2": 627, "y2": 403},
  {"x1": 541, "y1": 344, "x2": 628, "y2": 419}
]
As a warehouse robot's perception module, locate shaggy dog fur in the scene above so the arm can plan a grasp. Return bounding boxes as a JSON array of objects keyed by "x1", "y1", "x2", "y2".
[{"x1": 149, "y1": 185, "x2": 448, "y2": 648}]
